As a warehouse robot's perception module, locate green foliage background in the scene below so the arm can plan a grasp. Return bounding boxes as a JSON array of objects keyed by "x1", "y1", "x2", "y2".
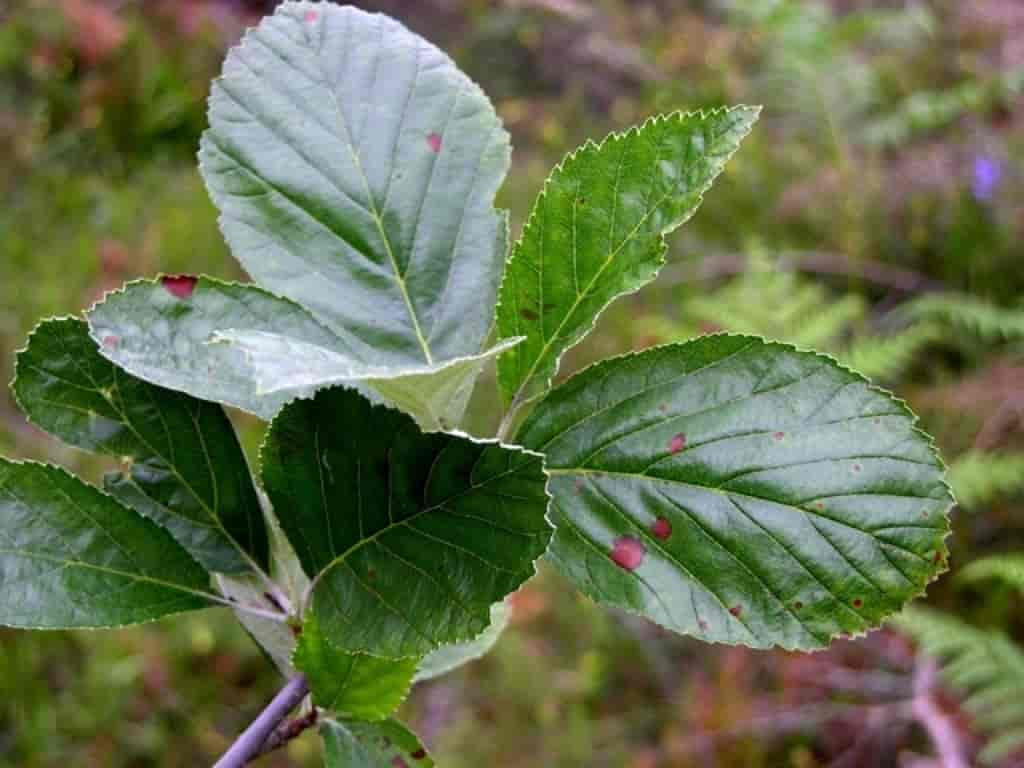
[{"x1": 1, "y1": 0, "x2": 1023, "y2": 765}]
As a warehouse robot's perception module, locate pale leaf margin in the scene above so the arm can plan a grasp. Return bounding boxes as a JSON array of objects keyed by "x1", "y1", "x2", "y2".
[
  {"x1": 496, "y1": 106, "x2": 761, "y2": 424},
  {"x1": 523, "y1": 334, "x2": 954, "y2": 651}
]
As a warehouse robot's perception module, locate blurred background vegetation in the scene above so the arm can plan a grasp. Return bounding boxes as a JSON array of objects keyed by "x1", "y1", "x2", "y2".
[{"x1": 2, "y1": 0, "x2": 1024, "y2": 765}]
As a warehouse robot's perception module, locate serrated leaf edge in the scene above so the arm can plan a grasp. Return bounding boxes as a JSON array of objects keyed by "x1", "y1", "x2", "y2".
[
  {"x1": 289, "y1": 631, "x2": 417, "y2": 722},
  {"x1": 0, "y1": 458, "x2": 219, "y2": 631},
  {"x1": 198, "y1": 0, "x2": 513, "y2": 367},
  {"x1": 496, "y1": 105, "x2": 762, "y2": 411},
  {"x1": 257, "y1": 391, "x2": 553, "y2": 657},
  {"x1": 526, "y1": 331, "x2": 953, "y2": 653}
]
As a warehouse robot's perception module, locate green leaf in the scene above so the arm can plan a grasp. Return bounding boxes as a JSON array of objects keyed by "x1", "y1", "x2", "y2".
[
  {"x1": 414, "y1": 600, "x2": 510, "y2": 683},
  {"x1": 0, "y1": 460, "x2": 212, "y2": 628},
  {"x1": 261, "y1": 387, "x2": 551, "y2": 658},
  {"x1": 89, "y1": 278, "x2": 516, "y2": 429},
  {"x1": 957, "y1": 554, "x2": 1024, "y2": 591},
  {"x1": 14, "y1": 318, "x2": 267, "y2": 573},
  {"x1": 87, "y1": 277, "x2": 344, "y2": 419},
  {"x1": 294, "y1": 614, "x2": 416, "y2": 720},
  {"x1": 946, "y1": 451, "x2": 1024, "y2": 510},
  {"x1": 517, "y1": 336, "x2": 952, "y2": 650},
  {"x1": 200, "y1": 1, "x2": 510, "y2": 368},
  {"x1": 496, "y1": 107, "x2": 759, "y2": 409},
  {"x1": 212, "y1": 330, "x2": 522, "y2": 430},
  {"x1": 322, "y1": 718, "x2": 433, "y2": 768}
]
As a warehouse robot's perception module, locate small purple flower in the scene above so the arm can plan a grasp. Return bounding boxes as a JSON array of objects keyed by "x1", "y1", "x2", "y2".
[{"x1": 972, "y1": 155, "x2": 1002, "y2": 202}]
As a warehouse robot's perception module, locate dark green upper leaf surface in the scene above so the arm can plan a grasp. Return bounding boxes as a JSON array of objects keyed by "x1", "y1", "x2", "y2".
[
  {"x1": 496, "y1": 107, "x2": 759, "y2": 407},
  {"x1": 294, "y1": 613, "x2": 417, "y2": 721},
  {"x1": 87, "y1": 277, "x2": 347, "y2": 419},
  {"x1": 0, "y1": 460, "x2": 212, "y2": 628},
  {"x1": 322, "y1": 718, "x2": 434, "y2": 768},
  {"x1": 262, "y1": 387, "x2": 551, "y2": 658},
  {"x1": 200, "y1": 1, "x2": 510, "y2": 367},
  {"x1": 518, "y1": 336, "x2": 952, "y2": 650},
  {"x1": 14, "y1": 318, "x2": 267, "y2": 573}
]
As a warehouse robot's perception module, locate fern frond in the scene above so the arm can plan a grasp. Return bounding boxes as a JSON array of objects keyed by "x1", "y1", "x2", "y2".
[
  {"x1": 947, "y1": 452, "x2": 1024, "y2": 510},
  {"x1": 683, "y1": 266, "x2": 867, "y2": 348},
  {"x1": 957, "y1": 554, "x2": 1024, "y2": 592},
  {"x1": 893, "y1": 607, "x2": 1024, "y2": 764},
  {"x1": 863, "y1": 65, "x2": 1024, "y2": 148},
  {"x1": 907, "y1": 295, "x2": 1024, "y2": 343},
  {"x1": 840, "y1": 322, "x2": 939, "y2": 381}
]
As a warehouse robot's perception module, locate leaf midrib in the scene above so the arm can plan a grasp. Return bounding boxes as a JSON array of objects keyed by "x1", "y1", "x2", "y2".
[
  {"x1": 547, "y1": 467, "x2": 939, "y2": 562},
  {"x1": 307, "y1": 456, "x2": 541, "y2": 593},
  {"x1": 506, "y1": 135, "x2": 680, "y2": 406},
  {"x1": 0, "y1": 548, "x2": 214, "y2": 604},
  {"x1": 28, "y1": 360, "x2": 246, "y2": 557},
  {"x1": 307, "y1": 14, "x2": 435, "y2": 365}
]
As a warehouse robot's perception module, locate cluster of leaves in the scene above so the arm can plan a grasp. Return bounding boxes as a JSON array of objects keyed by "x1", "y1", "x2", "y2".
[{"x1": 1, "y1": 3, "x2": 955, "y2": 764}]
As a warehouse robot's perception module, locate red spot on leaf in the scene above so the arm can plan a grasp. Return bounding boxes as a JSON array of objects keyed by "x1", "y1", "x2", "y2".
[
  {"x1": 668, "y1": 433, "x2": 686, "y2": 454},
  {"x1": 853, "y1": 463, "x2": 862, "y2": 473},
  {"x1": 611, "y1": 536, "x2": 645, "y2": 571},
  {"x1": 873, "y1": 417, "x2": 881, "y2": 425},
  {"x1": 102, "y1": 335, "x2": 118, "y2": 348},
  {"x1": 921, "y1": 510, "x2": 929, "y2": 519},
  {"x1": 367, "y1": 567, "x2": 377, "y2": 581},
  {"x1": 392, "y1": 758, "x2": 409, "y2": 768},
  {"x1": 793, "y1": 601, "x2": 803, "y2": 610},
  {"x1": 698, "y1": 619, "x2": 708, "y2": 631},
  {"x1": 852, "y1": 598, "x2": 863, "y2": 608},
  {"x1": 411, "y1": 750, "x2": 427, "y2": 760},
  {"x1": 814, "y1": 501, "x2": 825, "y2": 510},
  {"x1": 729, "y1": 605, "x2": 743, "y2": 618},
  {"x1": 304, "y1": 9, "x2": 318, "y2": 22},
  {"x1": 162, "y1": 275, "x2": 197, "y2": 299},
  {"x1": 651, "y1": 517, "x2": 672, "y2": 540},
  {"x1": 773, "y1": 431, "x2": 785, "y2": 441},
  {"x1": 520, "y1": 308, "x2": 539, "y2": 321},
  {"x1": 658, "y1": 403, "x2": 668, "y2": 413},
  {"x1": 573, "y1": 477, "x2": 585, "y2": 494},
  {"x1": 933, "y1": 551, "x2": 943, "y2": 564},
  {"x1": 427, "y1": 133, "x2": 442, "y2": 153}
]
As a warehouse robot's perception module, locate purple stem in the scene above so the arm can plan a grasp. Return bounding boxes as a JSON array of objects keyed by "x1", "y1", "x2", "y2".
[{"x1": 214, "y1": 674, "x2": 311, "y2": 768}]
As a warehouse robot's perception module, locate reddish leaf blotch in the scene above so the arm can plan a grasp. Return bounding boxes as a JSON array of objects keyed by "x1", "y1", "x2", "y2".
[
  {"x1": 161, "y1": 275, "x2": 197, "y2": 299},
  {"x1": 651, "y1": 517, "x2": 672, "y2": 541},
  {"x1": 611, "y1": 536, "x2": 645, "y2": 571},
  {"x1": 668, "y1": 433, "x2": 686, "y2": 454},
  {"x1": 427, "y1": 133, "x2": 442, "y2": 153}
]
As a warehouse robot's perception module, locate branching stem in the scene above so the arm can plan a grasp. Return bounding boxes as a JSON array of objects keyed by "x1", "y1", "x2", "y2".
[{"x1": 213, "y1": 674, "x2": 311, "y2": 768}]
